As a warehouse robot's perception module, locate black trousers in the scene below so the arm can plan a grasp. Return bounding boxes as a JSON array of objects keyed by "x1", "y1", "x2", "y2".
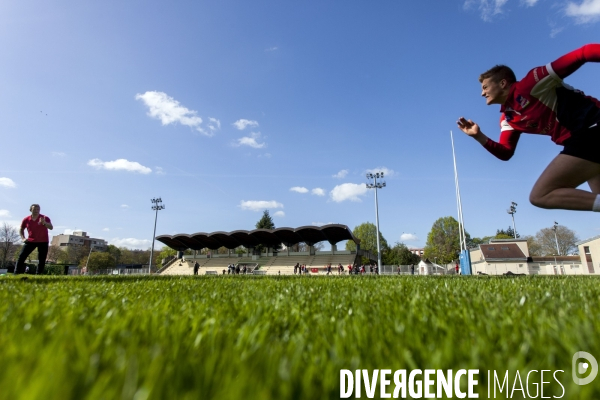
[{"x1": 16, "y1": 242, "x2": 48, "y2": 275}]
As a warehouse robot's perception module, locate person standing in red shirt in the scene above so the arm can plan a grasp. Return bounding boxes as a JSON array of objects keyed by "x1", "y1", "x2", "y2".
[
  {"x1": 457, "y1": 44, "x2": 600, "y2": 212},
  {"x1": 16, "y1": 204, "x2": 53, "y2": 275}
]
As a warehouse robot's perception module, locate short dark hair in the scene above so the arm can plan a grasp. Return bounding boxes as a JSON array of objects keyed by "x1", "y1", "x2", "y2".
[
  {"x1": 30, "y1": 204, "x2": 40, "y2": 211},
  {"x1": 479, "y1": 65, "x2": 517, "y2": 84}
]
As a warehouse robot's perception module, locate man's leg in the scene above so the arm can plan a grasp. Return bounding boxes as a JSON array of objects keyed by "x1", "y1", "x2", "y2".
[
  {"x1": 15, "y1": 242, "x2": 37, "y2": 274},
  {"x1": 529, "y1": 154, "x2": 600, "y2": 210},
  {"x1": 37, "y1": 242, "x2": 48, "y2": 275},
  {"x1": 587, "y1": 175, "x2": 600, "y2": 194}
]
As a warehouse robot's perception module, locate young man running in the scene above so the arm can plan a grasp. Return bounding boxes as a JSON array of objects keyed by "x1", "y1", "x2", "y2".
[
  {"x1": 457, "y1": 44, "x2": 600, "y2": 211},
  {"x1": 16, "y1": 204, "x2": 53, "y2": 274}
]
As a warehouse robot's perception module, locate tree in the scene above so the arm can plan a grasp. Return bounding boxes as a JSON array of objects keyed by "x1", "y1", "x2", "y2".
[
  {"x1": 0, "y1": 222, "x2": 20, "y2": 268},
  {"x1": 496, "y1": 226, "x2": 519, "y2": 239},
  {"x1": 254, "y1": 210, "x2": 279, "y2": 252},
  {"x1": 522, "y1": 235, "x2": 542, "y2": 256},
  {"x1": 57, "y1": 245, "x2": 88, "y2": 265},
  {"x1": 107, "y1": 245, "x2": 122, "y2": 264},
  {"x1": 46, "y1": 244, "x2": 64, "y2": 263},
  {"x1": 467, "y1": 236, "x2": 493, "y2": 249},
  {"x1": 423, "y1": 216, "x2": 470, "y2": 264},
  {"x1": 81, "y1": 252, "x2": 117, "y2": 271},
  {"x1": 158, "y1": 246, "x2": 177, "y2": 261},
  {"x1": 256, "y1": 210, "x2": 275, "y2": 230},
  {"x1": 535, "y1": 225, "x2": 579, "y2": 255},
  {"x1": 383, "y1": 242, "x2": 420, "y2": 265},
  {"x1": 290, "y1": 242, "x2": 324, "y2": 252},
  {"x1": 345, "y1": 222, "x2": 389, "y2": 263}
]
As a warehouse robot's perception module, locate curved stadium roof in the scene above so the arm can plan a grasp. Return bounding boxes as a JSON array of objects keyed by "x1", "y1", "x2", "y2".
[{"x1": 156, "y1": 224, "x2": 359, "y2": 251}]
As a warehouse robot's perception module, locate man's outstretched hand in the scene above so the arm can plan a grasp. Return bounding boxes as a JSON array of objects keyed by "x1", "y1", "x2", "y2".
[{"x1": 457, "y1": 117, "x2": 481, "y2": 137}]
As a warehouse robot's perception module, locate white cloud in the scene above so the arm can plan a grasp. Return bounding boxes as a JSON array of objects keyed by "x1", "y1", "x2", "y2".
[
  {"x1": 103, "y1": 228, "x2": 110, "y2": 231},
  {"x1": 239, "y1": 200, "x2": 283, "y2": 211},
  {"x1": 0, "y1": 177, "x2": 16, "y2": 188},
  {"x1": 312, "y1": 188, "x2": 325, "y2": 196},
  {"x1": 265, "y1": 47, "x2": 279, "y2": 52},
  {"x1": 135, "y1": 91, "x2": 213, "y2": 136},
  {"x1": 52, "y1": 151, "x2": 66, "y2": 157},
  {"x1": 235, "y1": 132, "x2": 266, "y2": 149},
  {"x1": 88, "y1": 159, "x2": 152, "y2": 174},
  {"x1": 566, "y1": 0, "x2": 600, "y2": 22},
  {"x1": 233, "y1": 119, "x2": 259, "y2": 130},
  {"x1": 0, "y1": 210, "x2": 11, "y2": 218},
  {"x1": 400, "y1": 233, "x2": 419, "y2": 242},
  {"x1": 63, "y1": 229, "x2": 75, "y2": 235},
  {"x1": 332, "y1": 170, "x2": 348, "y2": 179},
  {"x1": 155, "y1": 166, "x2": 165, "y2": 175},
  {"x1": 109, "y1": 237, "x2": 152, "y2": 250},
  {"x1": 464, "y1": 0, "x2": 509, "y2": 21},
  {"x1": 121, "y1": 204, "x2": 130, "y2": 208},
  {"x1": 365, "y1": 167, "x2": 395, "y2": 177},
  {"x1": 208, "y1": 118, "x2": 221, "y2": 132},
  {"x1": 329, "y1": 183, "x2": 368, "y2": 203},
  {"x1": 290, "y1": 187, "x2": 309, "y2": 193},
  {"x1": 273, "y1": 211, "x2": 285, "y2": 217}
]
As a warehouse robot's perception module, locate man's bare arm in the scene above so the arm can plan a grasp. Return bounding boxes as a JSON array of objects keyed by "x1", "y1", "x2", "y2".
[{"x1": 457, "y1": 117, "x2": 489, "y2": 145}]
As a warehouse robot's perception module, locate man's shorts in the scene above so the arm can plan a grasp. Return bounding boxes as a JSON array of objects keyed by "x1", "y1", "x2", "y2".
[{"x1": 560, "y1": 123, "x2": 600, "y2": 164}]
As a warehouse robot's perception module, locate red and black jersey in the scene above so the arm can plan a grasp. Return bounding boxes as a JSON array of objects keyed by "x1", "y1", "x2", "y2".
[{"x1": 484, "y1": 44, "x2": 600, "y2": 161}]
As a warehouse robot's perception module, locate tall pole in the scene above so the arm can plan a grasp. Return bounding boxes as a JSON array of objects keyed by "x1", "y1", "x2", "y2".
[
  {"x1": 366, "y1": 172, "x2": 386, "y2": 274},
  {"x1": 553, "y1": 221, "x2": 560, "y2": 255},
  {"x1": 149, "y1": 198, "x2": 165, "y2": 274},
  {"x1": 450, "y1": 132, "x2": 467, "y2": 252},
  {"x1": 507, "y1": 202, "x2": 517, "y2": 238},
  {"x1": 84, "y1": 244, "x2": 94, "y2": 275}
]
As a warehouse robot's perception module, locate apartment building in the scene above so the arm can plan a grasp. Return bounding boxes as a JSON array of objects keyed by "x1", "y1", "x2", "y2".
[{"x1": 51, "y1": 231, "x2": 108, "y2": 251}]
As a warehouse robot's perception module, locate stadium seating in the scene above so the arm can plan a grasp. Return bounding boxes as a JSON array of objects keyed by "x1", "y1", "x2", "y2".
[{"x1": 159, "y1": 253, "x2": 359, "y2": 276}]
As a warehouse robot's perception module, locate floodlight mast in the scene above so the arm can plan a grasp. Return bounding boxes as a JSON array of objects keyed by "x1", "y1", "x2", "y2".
[
  {"x1": 366, "y1": 172, "x2": 386, "y2": 274},
  {"x1": 553, "y1": 221, "x2": 560, "y2": 255},
  {"x1": 507, "y1": 202, "x2": 518, "y2": 238},
  {"x1": 149, "y1": 198, "x2": 165, "y2": 274}
]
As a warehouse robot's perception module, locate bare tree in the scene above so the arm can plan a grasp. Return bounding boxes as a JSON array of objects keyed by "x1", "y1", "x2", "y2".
[
  {"x1": 535, "y1": 225, "x2": 580, "y2": 256},
  {"x1": 0, "y1": 223, "x2": 20, "y2": 269},
  {"x1": 47, "y1": 244, "x2": 64, "y2": 263},
  {"x1": 523, "y1": 235, "x2": 542, "y2": 256}
]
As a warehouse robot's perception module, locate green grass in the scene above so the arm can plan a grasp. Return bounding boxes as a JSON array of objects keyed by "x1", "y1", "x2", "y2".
[{"x1": 0, "y1": 275, "x2": 599, "y2": 399}]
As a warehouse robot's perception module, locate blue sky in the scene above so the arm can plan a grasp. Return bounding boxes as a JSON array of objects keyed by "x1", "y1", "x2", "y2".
[{"x1": 1, "y1": 0, "x2": 600, "y2": 250}]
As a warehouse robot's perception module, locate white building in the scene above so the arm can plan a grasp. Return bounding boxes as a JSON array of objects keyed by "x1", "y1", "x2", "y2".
[
  {"x1": 470, "y1": 238, "x2": 588, "y2": 275},
  {"x1": 51, "y1": 231, "x2": 107, "y2": 251}
]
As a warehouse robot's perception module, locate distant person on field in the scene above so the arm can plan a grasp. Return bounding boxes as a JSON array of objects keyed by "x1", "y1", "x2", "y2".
[
  {"x1": 457, "y1": 44, "x2": 600, "y2": 212},
  {"x1": 193, "y1": 261, "x2": 199, "y2": 275},
  {"x1": 16, "y1": 204, "x2": 53, "y2": 275},
  {"x1": 410, "y1": 264, "x2": 415, "y2": 275}
]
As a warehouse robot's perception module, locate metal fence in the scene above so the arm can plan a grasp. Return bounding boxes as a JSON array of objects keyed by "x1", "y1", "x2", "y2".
[
  {"x1": 378, "y1": 265, "x2": 454, "y2": 275},
  {"x1": 68, "y1": 268, "x2": 152, "y2": 276}
]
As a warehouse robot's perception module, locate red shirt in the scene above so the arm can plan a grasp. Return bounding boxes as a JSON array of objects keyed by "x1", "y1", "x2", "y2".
[
  {"x1": 21, "y1": 215, "x2": 51, "y2": 242},
  {"x1": 484, "y1": 44, "x2": 600, "y2": 160}
]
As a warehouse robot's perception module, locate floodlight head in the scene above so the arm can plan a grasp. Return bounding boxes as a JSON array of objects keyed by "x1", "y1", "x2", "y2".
[{"x1": 380, "y1": 172, "x2": 384, "y2": 178}]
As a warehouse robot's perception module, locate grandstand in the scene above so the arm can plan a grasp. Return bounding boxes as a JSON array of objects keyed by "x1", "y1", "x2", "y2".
[
  {"x1": 159, "y1": 252, "x2": 359, "y2": 276},
  {"x1": 156, "y1": 224, "x2": 368, "y2": 276}
]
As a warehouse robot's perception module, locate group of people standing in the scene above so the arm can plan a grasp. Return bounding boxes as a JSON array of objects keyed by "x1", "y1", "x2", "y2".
[
  {"x1": 293, "y1": 263, "x2": 310, "y2": 275},
  {"x1": 222, "y1": 264, "x2": 248, "y2": 275}
]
